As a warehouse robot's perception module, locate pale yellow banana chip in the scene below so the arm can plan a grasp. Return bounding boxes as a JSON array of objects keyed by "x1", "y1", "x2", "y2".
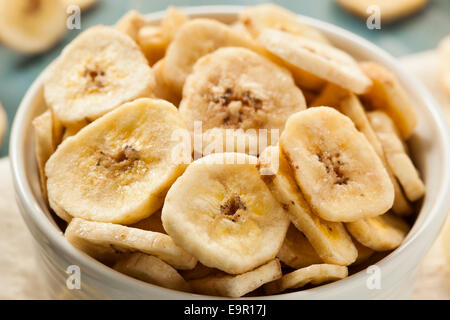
[
  {"x1": 189, "y1": 259, "x2": 282, "y2": 298},
  {"x1": 65, "y1": 218, "x2": 197, "y2": 269},
  {"x1": 137, "y1": 25, "x2": 167, "y2": 66},
  {"x1": 259, "y1": 146, "x2": 357, "y2": 265},
  {"x1": 46, "y1": 98, "x2": 191, "y2": 225},
  {"x1": 336, "y1": 0, "x2": 428, "y2": 23},
  {"x1": 439, "y1": 36, "x2": 450, "y2": 97},
  {"x1": 115, "y1": 10, "x2": 148, "y2": 42},
  {"x1": 0, "y1": 0, "x2": 67, "y2": 54},
  {"x1": 162, "y1": 153, "x2": 290, "y2": 275},
  {"x1": 280, "y1": 107, "x2": 394, "y2": 222},
  {"x1": 258, "y1": 29, "x2": 372, "y2": 94},
  {"x1": 44, "y1": 26, "x2": 155, "y2": 125},
  {"x1": 346, "y1": 213, "x2": 410, "y2": 251},
  {"x1": 161, "y1": 6, "x2": 188, "y2": 43},
  {"x1": 179, "y1": 47, "x2": 306, "y2": 153},
  {"x1": 163, "y1": 18, "x2": 261, "y2": 93},
  {"x1": 239, "y1": 4, "x2": 329, "y2": 44},
  {"x1": 368, "y1": 111, "x2": 425, "y2": 202},
  {"x1": 277, "y1": 225, "x2": 323, "y2": 269},
  {"x1": 114, "y1": 253, "x2": 190, "y2": 292},
  {"x1": 265, "y1": 264, "x2": 348, "y2": 294},
  {"x1": 152, "y1": 59, "x2": 180, "y2": 106},
  {"x1": 360, "y1": 61, "x2": 417, "y2": 139},
  {"x1": 312, "y1": 83, "x2": 413, "y2": 216}
]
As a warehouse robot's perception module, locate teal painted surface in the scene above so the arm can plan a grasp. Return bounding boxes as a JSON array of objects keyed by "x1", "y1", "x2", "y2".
[{"x1": 1, "y1": 0, "x2": 449, "y2": 157}]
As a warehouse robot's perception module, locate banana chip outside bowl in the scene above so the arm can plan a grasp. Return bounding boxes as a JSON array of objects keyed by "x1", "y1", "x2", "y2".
[{"x1": 9, "y1": 6, "x2": 450, "y2": 299}]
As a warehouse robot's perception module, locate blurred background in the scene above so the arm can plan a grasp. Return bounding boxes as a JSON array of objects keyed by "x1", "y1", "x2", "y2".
[{"x1": 0, "y1": 0, "x2": 449, "y2": 157}]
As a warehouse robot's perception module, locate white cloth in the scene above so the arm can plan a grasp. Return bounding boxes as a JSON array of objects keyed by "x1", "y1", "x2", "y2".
[{"x1": 0, "y1": 51, "x2": 448, "y2": 300}]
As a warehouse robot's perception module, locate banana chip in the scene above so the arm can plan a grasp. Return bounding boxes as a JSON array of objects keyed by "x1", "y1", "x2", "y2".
[
  {"x1": 114, "y1": 253, "x2": 190, "y2": 292},
  {"x1": 162, "y1": 153, "x2": 290, "y2": 275},
  {"x1": 152, "y1": 59, "x2": 180, "y2": 105},
  {"x1": 65, "y1": 218, "x2": 197, "y2": 269},
  {"x1": 115, "y1": 10, "x2": 148, "y2": 42},
  {"x1": 189, "y1": 259, "x2": 282, "y2": 298},
  {"x1": 277, "y1": 225, "x2": 323, "y2": 269},
  {"x1": 264, "y1": 264, "x2": 348, "y2": 294},
  {"x1": 259, "y1": 146, "x2": 357, "y2": 266},
  {"x1": 280, "y1": 107, "x2": 394, "y2": 222},
  {"x1": 368, "y1": 111, "x2": 425, "y2": 202},
  {"x1": 46, "y1": 98, "x2": 191, "y2": 225},
  {"x1": 259, "y1": 29, "x2": 372, "y2": 94},
  {"x1": 360, "y1": 61, "x2": 417, "y2": 139},
  {"x1": 346, "y1": 213, "x2": 410, "y2": 251}
]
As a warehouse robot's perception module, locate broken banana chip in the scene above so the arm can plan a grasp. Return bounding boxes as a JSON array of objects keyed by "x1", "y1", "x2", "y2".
[
  {"x1": 114, "y1": 253, "x2": 190, "y2": 292},
  {"x1": 346, "y1": 212, "x2": 410, "y2": 251},
  {"x1": 65, "y1": 218, "x2": 197, "y2": 269},
  {"x1": 189, "y1": 259, "x2": 282, "y2": 298},
  {"x1": 277, "y1": 225, "x2": 323, "y2": 269},
  {"x1": 46, "y1": 98, "x2": 191, "y2": 225},
  {"x1": 162, "y1": 153, "x2": 290, "y2": 275},
  {"x1": 360, "y1": 61, "x2": 417, "y2": 139},
  {"x1": 259, "y1": 146, "x2": 357, "y2": 266},
  {"x1": 280, "y1": 107, "x2": 394, "y2": 222},
  {"x1": 368, "y1": 111, "x2": 425, "y2": 202},
  {"x1": 258, "y1": 29, "x2": 372, "y2": 94},
  {"x1": 264, "y1": 264, "x2": 348, "y2": 294},
  {"x1": 44, "y1": 26, "x2": 155, "y2": 126},
  {"x1": 179, "y1": 47, "x2": 306, "y2": 152}
]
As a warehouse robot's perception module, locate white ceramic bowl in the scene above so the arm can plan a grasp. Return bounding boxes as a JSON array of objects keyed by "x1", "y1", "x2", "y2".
[{"x1": 9, "y1": 6, "x2": 450, "y2": 299}]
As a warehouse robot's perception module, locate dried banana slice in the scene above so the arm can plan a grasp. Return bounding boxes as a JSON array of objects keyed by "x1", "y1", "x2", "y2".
[
  {"x1": 115, "y1": 10, "x2": 148, "y2": 42},
  {"x1": 259, "y1": 146, "x2": 357, "y2": 265},
  {"x1": 114, "y1": 253, "x2": 190, "y2": 292},
  {"x1": 280, "y1": 107, "x2": 394, "y2": 222},
  {"x1": 189, "y1": 259, "x2": 282, "y2": 298},
  {"x1": 163, "y1": 18, "x2": 261, "y2": 93},
  {"x1": 44, "y1": 26, "x2": 155, "y2": 126},
  {"x1": 46, "y1": 98, "x2": 191, "y2": 224},
  {"x1": 312, "y1": 83, "x2": 413, "y2": 216},
  {"x1": 32, "y1": 110, "x2": 63, "y2": 201},
  {"x1": 152, "y1": 59, "x2": 180, "y2": 106},
  {"x1": 368, "y1": 111, "x2": 425, "y2": 202},
  {"x1": 137, "y1": 25, "x2": 167, "y2": 66},
  {"x1": 277, "y1": 225, "x2": 323, "y2": 269},
  {"x1": 360, "y1": 61, "x2": 417, "y2": 139},
  {"x1": 65, "y1": 218, "x2": 197, "y2": 269},
  {"x1": 258, "y1": 29, "x2": 372, "y2": 94},
  {"x1": 239, "y1": 4, "x2": 329, "y2": 44},
  {"x1": 336, "y1": 0, "x2": 428, "y2": 23},
  {"x1": 161, "y1": 6, "x2": 188, "y2": 43},
  {"x1": 162, "y1": 153, "x2": 290, "y2": 275},
  {"x1": 264, "y1": 264, "x2": 348, "y2": 294},
  {"x1": 346, "y1": 213, "x2": 410, "y2": 251},
  {"x1": 179, "y1": 47, "x2": 306, "y2": 152},
  {"x1": 0, "y1": 0, "x2": 67, "y2": 54}
]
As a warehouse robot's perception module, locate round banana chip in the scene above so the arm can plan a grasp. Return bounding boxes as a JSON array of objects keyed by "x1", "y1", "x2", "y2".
[
  {"x1": 368, "y1": 111, "x2": 425, "y2": 202},
  {"x1": 114, "y1": 253, "x2": 190, "y2": 292},
  {"x1": 239, "y1": 3, "x2": 329, "y2": 44},
  {"x1": 189, "y1": 259, "x2": 282, "y2": 298},
  {"x1": 179, "y1": 47, "x2": 306, "y2": 151},
  {"x1": 162, "y1": 153, "x2": 290, "y2": 275},
  {"x1": 277, "y1": 225, "x2": 323, "y2": 269},
  {"x1": 46, "y1": 98, "x2": 191, "y2": 224},
  {"x1": 259, "y1": 146, "x2": 357, "y2": 265},
  {"x1": 115, "y1": 10, "x2": 148, "y2": 42},
  {"x1": 346, "y1": 213, "x2": 410, "y2": 251},
  {"x1": 280, "y1": 107, "x2": 394, "y2": 222},
  {"x1": 65, "y1": 218, "x2": 197, "y2": 269},
  {"x1": 312, "y1": 84, "x2": 413, "y2": 216},
  {"x1": 264, "y1": 264, "x2": 348, "y2": 295},
  {"x1": 44, "y1": 26, "x2": 155, "y2": 125},
  {"x1": 163, "y1": 18, "x2": 261, "y2": 93},
  {"x1": 360, "y1": 61, "x2": 417, "y2": 139},
  {"x1": 258, "y1": 29, "x2": 372, "y2": 94},
  {"x1": 0, "y1": 0, "x2": 67, "y2": 54}
]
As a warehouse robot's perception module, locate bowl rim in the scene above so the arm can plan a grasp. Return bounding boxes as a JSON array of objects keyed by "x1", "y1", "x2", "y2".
[{"x1": 9, "y1": 5, "x2": 450, "y2": 299}]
